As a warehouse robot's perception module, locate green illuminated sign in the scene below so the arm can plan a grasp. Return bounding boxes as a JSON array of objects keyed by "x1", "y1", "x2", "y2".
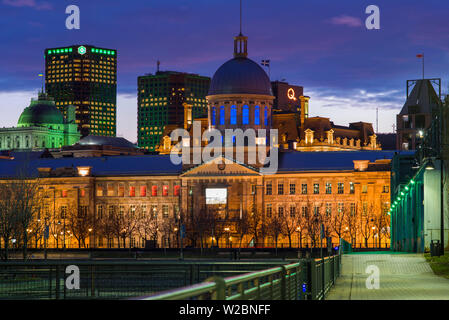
[{"x1": 78, "y1": 46, "x2": 87, "y2": 55}]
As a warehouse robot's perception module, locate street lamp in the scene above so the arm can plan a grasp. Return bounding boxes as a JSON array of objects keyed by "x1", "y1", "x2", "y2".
[
  {"x1": 48, "y1": 186, "x2": 56, "y2": 249},
  {"x1": 425, "y1": 160, "x2": 435, "y2": 170},
  {"x1": 224, "y1": 227, "x2": 230, "y2": 248},
  {"x1": 296, "y1": 226, "x2": 301, "y2": 249}
]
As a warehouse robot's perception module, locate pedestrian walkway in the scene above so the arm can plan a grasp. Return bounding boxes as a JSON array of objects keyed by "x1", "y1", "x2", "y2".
[{"x1": 326, "y1": 253, "x2": 449, "y2": 300}]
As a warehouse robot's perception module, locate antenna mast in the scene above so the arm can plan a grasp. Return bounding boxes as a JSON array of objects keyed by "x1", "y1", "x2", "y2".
[{"x1": 240, "y1": 0, "x2": 242, "y2": 34}]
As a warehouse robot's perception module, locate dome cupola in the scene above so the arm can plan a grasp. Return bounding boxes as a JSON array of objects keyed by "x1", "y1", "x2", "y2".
[{"x1": 18, "y1": 92, "x2": 64, "y2": 127}]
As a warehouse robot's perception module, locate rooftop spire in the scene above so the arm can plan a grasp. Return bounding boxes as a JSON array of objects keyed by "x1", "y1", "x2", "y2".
[
  {"x1": 234, "y1": 0, "x2": 247, "y2": 58},
  {"x1": 240, "y1": 0, "x2": 242, "y2": 35}
]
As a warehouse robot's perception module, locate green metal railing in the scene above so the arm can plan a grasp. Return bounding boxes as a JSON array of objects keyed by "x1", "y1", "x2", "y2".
[
  {"x1": 138, "y1": 254, "x2": 341, "y2": 300},
  {"x1": 309, "y1": 255, "x2": 341, "y2": 300}
]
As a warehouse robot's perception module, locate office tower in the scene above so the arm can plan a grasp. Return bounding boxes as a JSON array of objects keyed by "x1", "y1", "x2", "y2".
[
  {"x1": 45, "y1": 45, "x2": 117, "y2": 137},
  {"x1": 137, "y1": 71, "x2": 210, "y2": 151}
]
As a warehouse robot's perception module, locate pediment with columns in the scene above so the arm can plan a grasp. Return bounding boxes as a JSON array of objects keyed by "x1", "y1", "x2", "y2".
[{"x1": 181, "y1": 156, "x2": 260, "y2": 177}]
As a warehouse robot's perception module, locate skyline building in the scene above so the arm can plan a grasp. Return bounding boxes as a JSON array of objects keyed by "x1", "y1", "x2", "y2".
[
  {"x1": 45, "y1": 45, "x2": 117, "y2": 137},
  {"x1": 396, "y1": 78, "x2": 441, "y2": 150},
  {"x1": 137, "y1": 71, "x2": 210, "y2": 151}
]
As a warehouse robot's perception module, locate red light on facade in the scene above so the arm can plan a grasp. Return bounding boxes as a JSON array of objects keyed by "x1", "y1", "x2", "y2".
[
  {"x1": 129, "y1": 186, "x2": 135, "y2": 197},
  {"x1": 174, "y1": 185, "x2": 180, "y2": 196}
]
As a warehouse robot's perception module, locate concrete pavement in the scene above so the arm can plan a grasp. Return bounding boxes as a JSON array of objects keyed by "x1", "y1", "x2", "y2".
[{"x1": 326, "y1": 253, "x2": 449, "y2": 300}]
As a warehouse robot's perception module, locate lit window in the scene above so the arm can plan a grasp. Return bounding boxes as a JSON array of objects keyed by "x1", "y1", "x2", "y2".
[
  {"x1": 107, "y1": 185, "x2": 114, "y2": 197},
  {"x1": 219, "y1": 106, "x2": 225, "y2": 125},
  {"x1": 129, "y1": 186, "x2": 136, "y2": 197},
  {"x1": 254, "y1": 106, "x2": 260, "y2": 125},
  {"x1": 266, "y1": 183, "x2": 272, "y2": 195},
  {"x1": 163, "y1": 185, "x2": 169, "y2": 196},
  {"x1": 140, "y1": 186, "x2": 147, "y2": 197},
  {"x1": 278, "y1": 206, "x2": 284, "y2": 217},
  {"x1": 230, "y1": 105, "x2": 237, "y2": 125},
  {"x1": 61, "y1": 190, "x2": 68, "y2": 198},
  {"x1": 242, "y1": 105, "x2": 249, "y2": 125},
  {"x1": 325, "y1": 182, "x2": 332, "y2": 194},
  {"x1": 289, "y1": 184, "x2": 295, "y2": 195},
  {"x1": 152, "y1": 185, "x2": 158, "y2": 196},
  {"x1": 301, "y1": 184, "x2": 307, "y2": 194},
  {"x1": 174, "y1": 185, "x2": 180, "y2": 196},
  {"x1": 289, "y1": 206, "x2": 296, "y2": 217},
  {"x1": 278, "y1": 183, "x2": 284, "y2": 195},
  {"x1": 266, "y1": 204, "x2": 272, "y2": 217},
  {"x1": 211, "y1": 107, "x2": 216, "y2": 125},
  {"x1": 162, "y1": 205, "x2": 169, "y2": 218},
  {"x1": 326, "y1": 203, "x2": 332, "y2": 216}
]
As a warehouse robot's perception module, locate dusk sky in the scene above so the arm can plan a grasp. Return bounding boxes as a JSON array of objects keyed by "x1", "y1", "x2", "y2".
[{"x1": 1, "y1": 0, "x2": 449, "y2": 142}]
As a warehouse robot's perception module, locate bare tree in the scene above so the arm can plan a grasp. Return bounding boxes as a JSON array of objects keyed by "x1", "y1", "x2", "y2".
[
  {"x1": 235, "y1": 210, "x2": 250, "y2": 250},
  {"x1": 159, "y1": 214, "x2": 177, "y2": 248},
  {"x1": 282, "y1": 205, "x2": 300, "y2": 248},
  {"x1": 0, "y1": 172, "x2": 41, "y2": 260},
  {"x1": 344, "y1": 203, "x2": 358, "y2": 246},
  {"x1": 66, "y1": 204, "x2": 92, "y2": 248},
  {"x1": 304, "y1": 201, "x2": 323, "y2": 248},
  {"x1": 295, "y1": 205, "x2": 308, "y2": 248},
  {"x1": 247, "y1": 204, "x2": 263, "y2": 247},
  {"x1": 359, "y1": 202, "x2": 376, "y2": 248},
  {"x1": 28, "y1": 215, "x2": 45, "y2": 249},
  {"x1": 0, "y1": 183, "x2": 18, "y2": 260},
  {"x1": 266, "y1": 208, "x2": 283, "y2": 254},
  {"x1": 121, "y1": 206, "x2": 139, "y2": 248},
  {"x1": 137, "y1": 205, "x2": 158, "y2": 248},
  {"x1": 373, "y1": 206, "x2": 390, "y2": 248},
  {"x1": 330, "y1": 202, "x2": 348, "y2": 243}
]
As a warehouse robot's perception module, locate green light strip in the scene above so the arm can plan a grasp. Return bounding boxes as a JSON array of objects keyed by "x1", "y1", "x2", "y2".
[
  {"x1": 390, "y1": 176, "x2": 418, "y2": 213},
  {"x1": 48, "y1": 48, "x2": 73, "y2": 54},
  {"x1": 91, "y1": 48, "x2": 115, "y2": 55}
]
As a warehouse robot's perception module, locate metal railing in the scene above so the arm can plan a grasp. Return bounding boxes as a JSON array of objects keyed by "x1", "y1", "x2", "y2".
[
  {"x1": 0, "y1": 260, "x2": 288, "y2": 300},
  {"x1": 0, "y1": 254, "x2": 341, "y2": 300},
  {"x1": 309, "y1": 255, "x2": 341, "y2": 300},
  {"x1": 141, "y1": 262, "x2": 304, "y2": 300},
  {"x1": 138, "y1": 253, "x2": 341, "y2": 300}
]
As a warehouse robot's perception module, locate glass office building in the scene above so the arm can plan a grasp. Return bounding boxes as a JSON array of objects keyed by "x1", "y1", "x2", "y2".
[{"x1": 45, "y1": 45, "x2": 117, "y2": 137}]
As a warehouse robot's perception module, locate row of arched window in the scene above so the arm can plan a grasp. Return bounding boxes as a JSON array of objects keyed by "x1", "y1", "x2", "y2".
[{"x1": 211, "y1": 105, "x2": 269, "y2": 126}]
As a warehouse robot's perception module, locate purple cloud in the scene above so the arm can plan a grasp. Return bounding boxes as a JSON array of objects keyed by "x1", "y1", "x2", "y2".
[
  {"x1": 329, "y1": 15, "x2": 362, "y2": 28},
  {"x1": 2, "y1": 0, "x2": 52, "y2": 10}
]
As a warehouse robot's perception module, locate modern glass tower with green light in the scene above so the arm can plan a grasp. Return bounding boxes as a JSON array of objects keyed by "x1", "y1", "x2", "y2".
[
  {"x1": 44, "y1": 45, "x2": 117, "y2": 137},
  {"x1": 137, "y1": 71, "x2": 210, "y2": 151}
]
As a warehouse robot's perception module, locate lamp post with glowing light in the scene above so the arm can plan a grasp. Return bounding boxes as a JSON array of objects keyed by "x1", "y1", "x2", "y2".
[
  {"x1": 296, "y1": 226, "x2": 301, "y2": 249},
  {"x1": 224, "y1": 227, "x2": 231, "y2": 248}
]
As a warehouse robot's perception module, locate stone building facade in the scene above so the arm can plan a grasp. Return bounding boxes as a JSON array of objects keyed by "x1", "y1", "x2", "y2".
[{"x1": 0, "y1": 151, "x2": 392, "y2": 249}]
